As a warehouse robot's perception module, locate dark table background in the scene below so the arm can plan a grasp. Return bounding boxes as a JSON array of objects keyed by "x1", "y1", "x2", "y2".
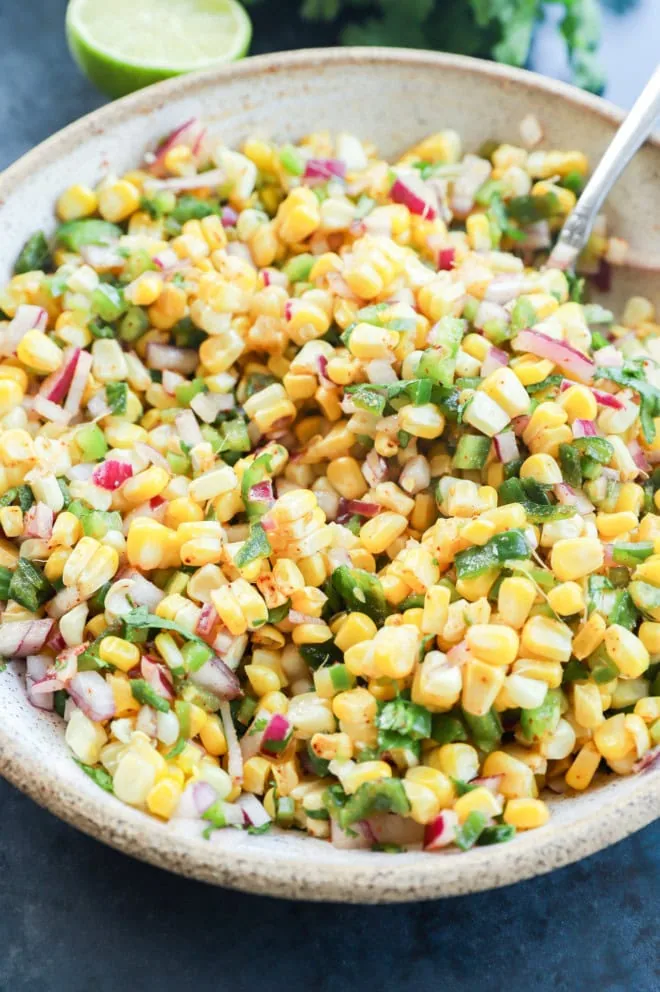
[{"x1": 0, "y1": 2, "x2": 658, "y2": 990}]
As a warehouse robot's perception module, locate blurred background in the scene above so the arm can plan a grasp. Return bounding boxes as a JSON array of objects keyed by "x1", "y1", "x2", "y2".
[{"x1": 0, "y1": 2, "x2": 659, "y2": 991}]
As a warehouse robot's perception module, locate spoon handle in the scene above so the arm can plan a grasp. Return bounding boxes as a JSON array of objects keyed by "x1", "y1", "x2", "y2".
[{"x1": 548, "y1": 64, "x2": 660, "y2": 270}]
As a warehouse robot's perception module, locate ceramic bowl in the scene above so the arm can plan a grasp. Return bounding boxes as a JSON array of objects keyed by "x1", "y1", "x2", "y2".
[{"x1": 0, "y1": 48, "x2": 658, "y2": 903}]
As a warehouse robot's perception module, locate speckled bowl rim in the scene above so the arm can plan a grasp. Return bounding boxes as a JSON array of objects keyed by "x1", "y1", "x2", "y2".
[{"x1": 0, "y1": 47, "x2": 658, "y2": 903}]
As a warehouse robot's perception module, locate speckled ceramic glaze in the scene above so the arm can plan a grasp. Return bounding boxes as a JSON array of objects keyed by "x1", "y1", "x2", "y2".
[{"x1": 0, "y1": 49, "x2": 658, "y2": 903}]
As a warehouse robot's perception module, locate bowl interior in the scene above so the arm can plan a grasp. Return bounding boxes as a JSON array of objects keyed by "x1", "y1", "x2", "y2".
[{"x1": 0, "y1": 49, "x2": 658, "y2": 902}]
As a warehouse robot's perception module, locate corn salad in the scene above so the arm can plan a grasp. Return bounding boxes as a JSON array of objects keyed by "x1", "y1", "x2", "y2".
[{"x1": 1, "y1": 116, "x2": 659, "y2": 853}]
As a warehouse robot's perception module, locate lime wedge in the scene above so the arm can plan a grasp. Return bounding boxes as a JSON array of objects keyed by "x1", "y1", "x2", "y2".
[{"x1": 66, "y1": 0, "x2": 252, "y2": 99}]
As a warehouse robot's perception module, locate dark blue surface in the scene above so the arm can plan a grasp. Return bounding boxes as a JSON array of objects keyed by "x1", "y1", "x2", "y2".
[{"x1": 0, "y1": 2, "x2": 658, "y2": 989}]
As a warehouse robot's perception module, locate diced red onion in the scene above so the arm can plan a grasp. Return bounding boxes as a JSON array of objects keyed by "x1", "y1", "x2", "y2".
[
  {"x1": 32, "y1": 394, "x2": 72, "y2": 424},
  {"x1": 240, "y1": 710, "x2": 268, "y2": 761},
  {"x1": 87, "y1": 391, "x2": 111, "y2": 419},
  {"x1": 40, "y1": 347, "x2": 81, "y2": 404},
  {"x1": 190, "y1": 390, "x2": 235, "y2": 424},
  {"x1": 175, "y1": 409, "x2": 203, "y2": 447},
  {"x1": 121, "y1": 498, "x2": 168, "y2": 534},
  {"x1": 367, "y1": 814, "x2": 424, "y2": 848},
  {"x1": 559, "y1": 378, "x2": 624, "y2": 411},
  {"x1": 522, "y1": 220, "x2": 551, "y2": 251},
  {"x1": 493, "y1": 431, "x2": 518, "y2": 463},
  {"x1": 46, "y1": 626, "x2": 66, "y2": 654},
  {"x1": 134, "y1": 442, "x2": 172, "y2": 474},
  {"x1": 161, "y1": 369, "x2": 186, "y2": 395},
  {"x1": 424, "y1": 809, "x2": 459, "y2": 850},
  {"x1": 153, "y1": 247, "x2": 180, "y2": 271},
  {"x1": 92, "y1": 459, "x2": 134, "y2": 491},
  {"x1": 191, "y1": 656, "x2": 242, "y2": 700},
  {"x1": 221, "y1": 205, "x2": 238, "y2": 227},
  {"x1": 485, "y1": 275, "x2": 532, "y2": 304},
  {"x1": 331, "y1": 818, "x2": 373, "y2": 850},
  {"x1": 30, "y1": 644, "x2": 81, "y2": 695},
  {"x1": 0, "y1": 304, "x2": 48, "y2": 355},
  {"x1": 366, "y1": 359, "x2": 398, "y2": 385},
  {"x1": 226, "y1": 241, "x2": 256, "y2": 267},
  {"x1": 594, "y1": 346, "x2": 623, "y2": 368},
  {"x1": 195, "y1": 603, "x2": 218, "y2": 638},
  {"x1": 471, "y1": 775, "x2": 503, "y2": 795},
  {"x1": 553, "y1": 482, "x2": 594, "y2": 514},
  {"x1": 337, "y1": 498, "x2": 380, "y2": 519},
  {"x1": 64, "y1": 349, "x2": 92, "y2": 415},
  {"x1": 26, "y1": 655, "x2": 54, "y2": 711},
  {"x1": 23, "y1": 502, "x2": 54, "y2": 540},
  {"x1": 362, "y1": 448, "x2": 388, "y2": 487},
  {"x1": 474, "y1": 300, "x2": 509, "y2": 331},
  {"x1": 68, "y1": 671, "x2": 115, "y2": 722},
  {"x1": 120, "y1": 569, "x2": 164, "y2": 610},
  {"x1": 46, "y1": 587, "x2": 83, "y2": 620},
  {"x1": 304, "y1": 158, "x2": 346, "y2": 181},
  {"x1": 287, "y1": 610, "x2": 323, "y2": 627},
  {"x1": 446, "y1": 640, "x2": 471, "y2": 667},
  {"x1": 219, "y1": 700, "x2": 243, "y2": 785},
  {"x1": 145, "y1": 168, "x2": 226, "y2": 193},
  {"x1": 141, "y1": 656, "x2": 175, "y2": 701},
  {"x1": 148, "y1": 118, "x2": 206, "y2": 175},
  {"x1": 481, "y1": 345, "x2": 509, "y2": 377},
  {"x1": 236, "y1": 793, "x2": 271, "y2": 828},
  {"x1": 629, "y1": 439, "x2": 651, "y2": 475},
  {"x1": 65, "y1": 463, "x2": 96, "y2": 482},
  {"x1": 248, "y1": 480, "x2": 275, "y2": 506},
  {"x1": 513, "y1": 329, "x2": 595, "y2": 383},
  {"x1": 175, "y1": 780, "x2": 217, "y2": 819},
  {"x1": 633, "y1": 745, "x2": 660, "y2": 773},
  {"x1": 325, "y1": 271, "x2": 360, "y2": 300},
  {"x1": 327, "y1": 547, "x2": 352, "y2": 571},
  {"x1": 572, "y1": 419, "x2": 597, "y2": 438},
  {"x1": 589, "y1": 258, "x2": 612, "y2": 293},
  {"x1": 147, "y1": 343, "x2": 198, "y2": 374},
  {"x1": 390, "y1": 174, "x2": 438, "y2": 219},
  {"x1": 451, "y1": 155, "x2": 491, "y2": 216},
  {"x1": 260, "y1": 713, "x2": 293, "y2": 758},
  {"x1": 0, "y1": 619, "x2": 54, "y2": 657}
]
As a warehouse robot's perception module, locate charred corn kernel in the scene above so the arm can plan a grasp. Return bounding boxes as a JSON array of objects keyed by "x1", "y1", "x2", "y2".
[
  {"x1": 604, "y1": 624, "x2": 649, "y2": 678},
  {"x1": 482, "y1": 751, "x2": 537, "y2": 799},
  {"x1": 465, "y1": 624, "x2": 519, "y2": 666},
  {"x1": 503, "y1": 797, "x2": 550, "y2": 830},
  {"x1": 572, "y1": 613, "x2": 606, "y2": 659},
  {"x1": 359, "y1": 512, "x2": 408, "y2": 554},
  {"x1": 421, "y1": 584, "x2": 451, "y2": 635},
  {"x1": 56, "y1": 184, "x2": 98, "y2": 220},
  {"x1": 565, "y1": 741, "x2": 601, "y2": 790},
  {"x1": 454, "y1": 786, "x2": 503, "y2": 823},
  {"x1": 332, "y1": 687, "x2": 377, "y2": 725},
  {"x1": 98, "y1": 179, "x2": 141, "y2": 222},
  {"x1": 402, "y1": 780, "x2": 441, "y2": 824},
  {"x1": 497, "y1": 577, "x2": 537, "y2": 628},
  {"x1": 548, "y1": 581, "x2": 584, "y2": 616},
  {"x1": 521, "y1": 615, "x2": 572, "y2": 662},
  {"x1": 511, "y1": 658, "x2": 562, "y2": 688},
  {"x1": 17, "y1": 330, "x2": 62, "y2": 373},
  {"x1": 462, "y1": 659, "x2": 505, "y2": 716},
  {"x1": 99, "y1": 636, "x2": 140, "y2": 673},
  {"x1": 594, "y1": 713, "x2": 633, "y2": 761},
  {"x1": 326, "y1": 457, "x2": 368, "y2": 499},
  {"x1": 334, "y1": 612, "x2": 377, "y2": 652},
  {"x1": 0, "y1": 506, "x2": 22, "y2": 537},
  {"x1": 572, "y1": 682, "x2": 604, "y2": 729}
]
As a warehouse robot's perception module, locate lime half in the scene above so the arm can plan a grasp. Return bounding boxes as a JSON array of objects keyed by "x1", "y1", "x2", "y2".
[{"x1": 66, "y1": 0, "x2": 252, "y2": 99}]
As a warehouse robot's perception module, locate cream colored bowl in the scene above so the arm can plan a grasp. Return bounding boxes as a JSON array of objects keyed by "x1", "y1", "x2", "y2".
[{"x1": 0, "y1": 48, "x2": 658, "y2": 903}]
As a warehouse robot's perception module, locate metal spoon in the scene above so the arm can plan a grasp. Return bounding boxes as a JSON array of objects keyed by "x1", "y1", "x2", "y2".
[{"x1": 547, "y1": 63, "x2": 660, "y2": 271}]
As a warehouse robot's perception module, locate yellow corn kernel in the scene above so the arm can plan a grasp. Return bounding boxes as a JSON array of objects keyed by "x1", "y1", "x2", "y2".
[
  {"x1": 402, "y1": 780, "x2": 441, "y2": 824},
  {"x1": 359, "y1": 512, "x2": 408, "y2": 554},
  {"x1": 77, "y1": 546, "x2": 119, "y2": 598},
  {"x1": 242, "y1": 756, "x2": 272, "y2": 794},
  {"x1": 557, "y1": 384, "x2": 598, "y2": 422},
  {"x1": 565, "y1": 741, "x2": 602, "y2": 791},
  {"x1": 126, "y1": 519, "x2": 174, "y2": 571},
  {"x1": 462, "y1": 659, "x2": 505, "y2": 716},
  {"x1": 372, "y1": 624, "x2": 420, "y2": 679},
  {"x1": 334, "y1": 612, "x2": 378, "y2": 652},
  {"x1": 497, "y1": 576, "x2": 537, "y2": 629},
  {"x1": 593, "y1": 713, "x2": 633, "y2": 761},
  {"x1": 0, "y1": 378, "x2": 25, "y2": 414},
  {"x1": 406, "y1": 766, "x2": 454, "y2": 807},
  {"x1": 276, "y1": 187, "x2": 321, "y2": 244},
  {"x1": 99, "y1": 636, "x2": 140, "y2": 673},
  {"x1": 398, "y1": 403, "x2": 445, "y2": 440},
  {"x1": 0, "y1": 505, "x2": 22, "y2": 538},
  {"x1": 198, "y1": 715, "x2": 227, "y2": 756},
  {"x1": 421, "y1": 584, "x2": 451, "y2": 636},
  {"x1": 521, "y1": 614, "x2": 572, "y2": 662},
  {"x1": 146, "y1": 778, "x2": 182, "y2": 819},
  {"x1": 454, "y1": 786, "x2": 503, "y2": 823},
  {"x1": 480, "y1": 366, "x2": 531, "y2": 418},
  {"x1": 427, "y1": 743, "x2": 479, "y2": 782},
  {"x1": 604, "y1": 624, "x2": 649, "y2": 678},
  {"x1": 550, "y1": 537, "x2": 604, "y2": 582},
  {"x1": 56, "y1": 184, "x2": 98, "y2": 221},
  {"x1": 326, "y1": 457, "x2": 368, "y2": 500},
  {"x1": 482, "y1": 750, "x2": 538, "y2": 798},
  {"x1": 547, "y1": 581, "x2": 584, "y2": 616},
  {"x1": 465, "y1": 624, "x2": 519, "y2": 667},
  {"x1": 332, "y1": 687, "x2": 377, "y2": 725},
  {"x1": 596, "y1": 511, "x2": 639, "y2": 542},
  {"x1": 342, "y1": 760, "x2": 392, "y2": 794},
  {"x1": 108, "y1": 673, "x2": 140, "y2": 716},
  {"x1": 572, "y1": 613, "x2": 606, "y2": 659},
  {"x1": 122, "y1": 466, "x2": 170, "y2": 506},
  {"x1": 245, "y1": 664, "x2": 283, "y2": 697},
  {"x1": 412, "y1": 650, "x2": 462, "y2": 712},
  {"x1": 573, "y1": 682, "x2": 604, "y2": 729},
  {"x1": 98, "y1": 179, "x2": 141, "y2": 222},
  {"x1": 503, "y1": 797, "x2": 550, "y2": 830},
  {"x1": 17, "y1": 330, "x2": 62, "y2": 374}
]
